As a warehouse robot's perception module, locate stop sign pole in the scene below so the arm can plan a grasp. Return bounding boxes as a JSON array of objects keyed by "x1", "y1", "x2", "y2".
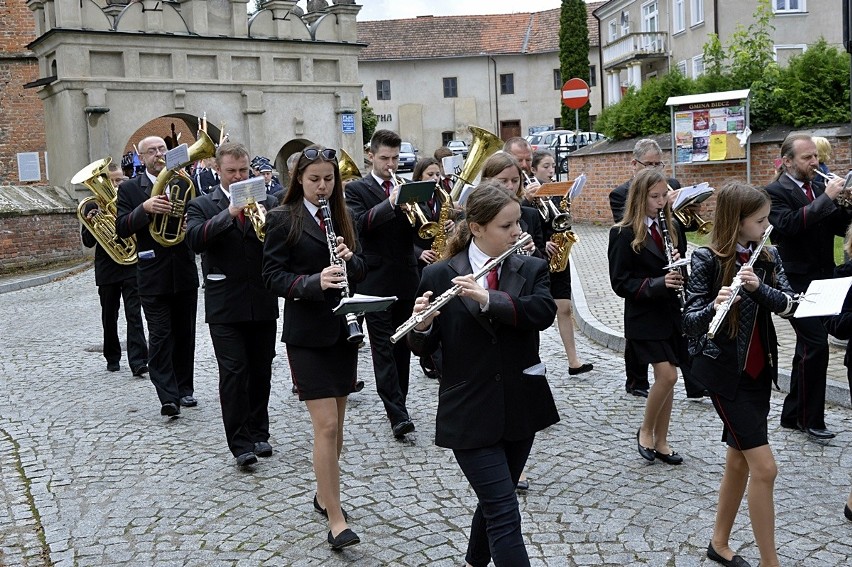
[{"x1": 561, "y1": 78, "x2": 590, "y2": 133}]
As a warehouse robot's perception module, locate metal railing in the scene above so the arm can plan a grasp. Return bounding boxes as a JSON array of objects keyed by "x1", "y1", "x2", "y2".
[{"x1": 602, "y1": 32, "x2": 668, "y2": 67}]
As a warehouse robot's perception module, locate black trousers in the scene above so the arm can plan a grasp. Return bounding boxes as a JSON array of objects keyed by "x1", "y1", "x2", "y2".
[
  {"x1": 453, "y1": 436, "x2": 535, "y2": 567},
  {"x1": 781, "y1": 315, "x2": 830, "y2": 429},
  {"x1": 209, "y1": 320, "x2": 276, "y2": 457},
  {"x1": 98, "y1": 278, "x2": 147, "y2": 370},
  {"x1": 140, "y1": 290, "x2": 197, "y2": 406},
  {"x1": 365, "y1": 299, "x2": 414, "y2": 425}
]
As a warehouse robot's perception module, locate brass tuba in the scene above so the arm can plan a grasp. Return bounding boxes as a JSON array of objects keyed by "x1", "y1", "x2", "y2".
[
  {"x1": 338, "y1": 149, "x2": 362, "y2": 183},
  {"x1": 74, "y1": 157, "x2": 138, "y2": 265},
  {"x1": 450, "y1": 126, "x2": 503, "y2": 201},
  {"x1": 149, "y1": 130, "x2": 216, "y2": 246}
]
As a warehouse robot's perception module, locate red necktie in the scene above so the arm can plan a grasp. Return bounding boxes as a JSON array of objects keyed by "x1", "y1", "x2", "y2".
[
  {"x1": 382, "y1": 180, "x2": 392, "y2": 197},
  {"x1": 237, "y1": 210, "x2": 245, "y2": 227},
  {"x1": 737, "y1": 250, "x2": 751, "y2": 265},
  {"x1": 803, "y1": 181, "x2": 814, "y2": 202},
  {"x1": 649, "y1": 222, "x2": 664, "y2": 252},
  {"x1": 486, "y1": 261, "x2": 499, "y2": 290},
  {"x1": 315, "y1": 210, "x2": 326, "y2": 232}
]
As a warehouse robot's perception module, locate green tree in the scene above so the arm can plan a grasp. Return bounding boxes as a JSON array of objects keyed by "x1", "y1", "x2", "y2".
[
  {"x1": 596, "y1": 71, "x2": 693, "y2": 139},
  {"x1": 558, "y1": 0, "x2": 591, "y2": 130},
  {"x1": 361, "y1": 97, "x2": 378, "y2": 145},
  {"x1": 726, "y1": 0, "x2": 776, "y2": 88},
  {"x1": 775, "y1": 39, "x2": 851, "y2": 127}
]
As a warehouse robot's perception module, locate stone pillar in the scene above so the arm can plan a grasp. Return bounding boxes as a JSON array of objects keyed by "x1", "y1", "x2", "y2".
[
  {"x1": 242, "y1": 90, "x2": 266, "y2": 154},
  {"x1": 230, "y1": 0, "x2": 250, "y2": 37},
  {"x1": 326, "y1": 1, "x2": 361, "y2": 43},
  {"x1": 83, "y1": 88, "x2": 111, "y2": 163},
  {"x1": 262, "y1": 0, "x2": 299, "y2": 39},
  {"x1": 629, "y1": 63, "x2": 643, "y2": 89},
  {"x1": 175, "y1": 0, "x2": 209, "y2": 36},
  {"x1": 53, "y1": 0, "x2": 83, "y2": 29}
]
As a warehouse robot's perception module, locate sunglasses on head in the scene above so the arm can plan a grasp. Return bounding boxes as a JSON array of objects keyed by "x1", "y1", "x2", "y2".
[{"x1": 303, "y1": 148, "x2": 337, "y2": 161}]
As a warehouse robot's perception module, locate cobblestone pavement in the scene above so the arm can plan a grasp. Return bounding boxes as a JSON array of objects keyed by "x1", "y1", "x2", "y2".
[{"x1": 0, "y1": 267, "x2": 850, "y2": 566}]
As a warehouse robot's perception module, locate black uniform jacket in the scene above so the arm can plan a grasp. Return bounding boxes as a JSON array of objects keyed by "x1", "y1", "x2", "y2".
[
  {"x1": 262, "y1": 204, "x2": 367, "y2": 348},
  {"x1": 607, "y1": 223, "x2": 685, "y2": 341},
  {"x1": 408, "y1": 250, "x2": 558, "y2": 450},
  {"x1": 116, "y1": 173, "x2": 199, "y2": 295},
  {"x1": 186, "y1": 187, "x2": 280, "y2": 324},
  {"x1": 345, "y1": 175, "x2": 420, "y2": 300},
  {"x1": 683, "y1": 246, "x2": 795, "y2": 400}
]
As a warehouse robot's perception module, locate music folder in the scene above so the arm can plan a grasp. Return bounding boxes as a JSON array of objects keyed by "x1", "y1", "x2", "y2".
[
  {"x1": 397, "y1": 181, "x2": 436, "y2": 205},
  {"x1": 333, "y1": 294, "x2": 397, "y2": 316},
  {"x1": 228, "y1": 177, "x2": 267, "y2": 208},
  {"x1": 793, "y1": 276, "x2": 852, "y2": 318}
]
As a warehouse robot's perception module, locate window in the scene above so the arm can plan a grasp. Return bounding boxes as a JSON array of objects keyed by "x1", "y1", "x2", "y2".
[
  {"x1": 691, "y1": 0, "x2": 704, "y2": 25},
  {"x1": 642, "y1": 2, "x2": 658, "y2": 33},
  {"x1": 774, "y1": 44, "x2": 807, "y2": 65},
  {"x1": 443, "y1": 77, "x2": 458, "y2": 98},
  {"x1": 553, "y1": 69, "x2": 562, "y2": 90},
  {"x1": 692, "y1": 54, "x2": 704, "y2": 77},
  {"x1": 677, "y1": 59, "x2": 688, "y2": 76},
  {"x1": 774, "y1": 0, "x2": 805, "y2": 13},
  {"x1": 441, "y1": 131, "x2": 454, "y2": 146},
  {"x1": 673, "y1": 0, "x2": 685, "y2": 33},
  {"x1": 608, "y1": 20, "x2": 618, "y2": 41},
  {"x1": 376, "y1": 79, "x2": 390, "y2": 100},
  {"x1": 588, "y1": 65, "x2": 597, "y2": 87},
  {"x1": 500, "y1": 73, "x2": 514, "y2": 95},
  {"x1": 621, "y1": 11, "x2": 630, "y2": 35}
]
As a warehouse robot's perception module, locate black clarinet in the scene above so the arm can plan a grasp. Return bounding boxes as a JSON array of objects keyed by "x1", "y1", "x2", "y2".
[
  {"x1": 318, "y1": 197, "x2": 364, "y2": 344},
  {"x1": 657, "y1": 208, "x2": 687, "y2": 309}
]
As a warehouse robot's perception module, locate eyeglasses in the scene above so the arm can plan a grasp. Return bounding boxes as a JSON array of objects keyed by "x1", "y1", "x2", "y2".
[
  {"x1": 303, "y1": 148, "x2": 337, "y2": 161},
  {"x1": 144, "y1": 146, "x2": 168, "y2": 156},
  {"x1": 636, "y1": 159, "x2": 665, "y2": 169}
]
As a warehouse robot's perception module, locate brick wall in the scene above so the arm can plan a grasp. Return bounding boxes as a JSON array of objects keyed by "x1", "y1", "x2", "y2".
[
  {"x1": 0, "y1": 212, "x2": 84, "y2": 274},
  {"x1": 570, "y1": 134, "x2": 852, "y2": 224},
  {"x1": 0, "y1": 0, "x2": 47, "y2": 186}
]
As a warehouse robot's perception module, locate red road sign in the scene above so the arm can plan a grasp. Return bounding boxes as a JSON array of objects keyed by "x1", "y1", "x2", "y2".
[{"x1": 561, "y1": 78, "x2": 590, "y2": 110}]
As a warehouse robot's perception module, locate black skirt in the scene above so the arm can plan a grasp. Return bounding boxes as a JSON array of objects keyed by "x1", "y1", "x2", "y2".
[
  {"x1": 709, "y1": 369, "x2": 771, "y2": 450},
  {"x1": 287, "y1": 337, "x2": 359, "y2": 401},
  {"x1": 625, "y1": 333, "x2": 685, "y2": 367},
  {"x1": 549, "y1": 266, "x2": 572, "y2": 300}
]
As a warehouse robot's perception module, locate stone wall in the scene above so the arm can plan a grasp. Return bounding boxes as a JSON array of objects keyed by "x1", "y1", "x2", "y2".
[{"x1": 568, "y1": 126, "x2": 852, "y2": 224}]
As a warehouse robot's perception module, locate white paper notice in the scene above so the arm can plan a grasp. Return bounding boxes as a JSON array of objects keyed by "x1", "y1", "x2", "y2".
[
  {"x1": 793, "y1": 276, "x2": 852, "y2": 318},
  {"x1": 228, "y1": 177, "x2": 268, "y2": 208}
]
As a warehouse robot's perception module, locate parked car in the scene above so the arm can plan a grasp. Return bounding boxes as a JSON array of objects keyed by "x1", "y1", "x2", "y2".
[
  {"x1": 447, "y1": 140, "x2": 468, "y2": 159},
  {"x1": 397, "y1": 142, "x2": 418, "y2": 172},
  {"x1": 529, "y1": 129, "x2": 573, "y2": 151},
  {"x1": 548, "y1": 131, "x2": 609, "y2": 173}
]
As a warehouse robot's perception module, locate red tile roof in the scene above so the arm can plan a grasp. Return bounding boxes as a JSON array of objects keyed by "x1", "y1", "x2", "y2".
[{"x1": 357, "y1": 3, "x2": 604, "y2": 61}]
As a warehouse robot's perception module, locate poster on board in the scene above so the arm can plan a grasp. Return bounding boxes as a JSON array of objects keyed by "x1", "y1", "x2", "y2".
[{"x1": 672, "y1": 98, "x2": 747, "y2": 164}]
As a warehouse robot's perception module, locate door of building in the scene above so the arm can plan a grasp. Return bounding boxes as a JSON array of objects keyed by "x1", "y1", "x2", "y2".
[{"x1": 500, "y1": 120, "x2": 521, "y2": 140}]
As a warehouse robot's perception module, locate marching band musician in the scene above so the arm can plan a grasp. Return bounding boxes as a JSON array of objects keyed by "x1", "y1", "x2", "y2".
[
  {"x1": 185, "y1": 142, "x2": 279, "y2": 468},
  {"x1": 344, "y1": 129, "x2": 419, "y2": 440},
  {"x1": 116, "y1": 136, "x2": 199, "y2": 418},
  {"x1": 408, "y1": 182, "x2": 558, "y2": 567},
  {"x1": 530, "y1": 150, "x2": 592, "y2": 377},
  {"x1": 683, "y1": 182, "x2": 795, "y2": 567},
  {"x1": 608, "y1": 169, "x2": 686, "y2": 466},
  {"x1": 262, "y1": 144, "x2": 365, "y2": 551}
]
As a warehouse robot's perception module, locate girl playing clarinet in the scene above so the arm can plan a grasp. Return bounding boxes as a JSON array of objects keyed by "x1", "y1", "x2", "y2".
[{"x1": 683, "y1": 182, "x2": 796, "y2": 567}]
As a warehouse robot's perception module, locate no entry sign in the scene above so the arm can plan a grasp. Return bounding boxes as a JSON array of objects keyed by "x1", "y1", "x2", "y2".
[{"x1": 561, "y1": 78, "x2": 590, "y2": 110}]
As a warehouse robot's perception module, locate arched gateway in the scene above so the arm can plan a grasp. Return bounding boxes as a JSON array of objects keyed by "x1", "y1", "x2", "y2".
[{"x1": 25, "y1": 0, "x2": 364, "y2": 199}]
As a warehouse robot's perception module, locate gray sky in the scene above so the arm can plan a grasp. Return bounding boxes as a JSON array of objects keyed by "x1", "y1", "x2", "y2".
[{"x1": 355, "y1": 0, "x2": 565, "y2": 21}]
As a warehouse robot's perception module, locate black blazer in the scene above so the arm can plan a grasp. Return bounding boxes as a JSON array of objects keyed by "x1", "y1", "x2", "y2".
[
  {"x1": 345, "y1": 175, "x2": 420, "y2": 299},
  {"x1": 81, "y1": 201, "x2": 136, "y2": 286},
  {"x1": 186, "y1": 188, "x2": 279, "y2": 324},
  {"x1": 408, "y1": 250, "x2": 558, "y2": 450},
  {"x1": 607, "y1": 224, "x2": 685, "y2": 340},
  {"x1": 262, "y1": 204, "x2": 367, "y2": 348},
  {"x1": 520, "y1": 204, "x2": 547, "y2": 259},
  {"x1": 115, "y1": 173, "x2": 199, "y2": 295},
  {"x1": 765, "y1": 173, "x2": 851, "y2": 290}
]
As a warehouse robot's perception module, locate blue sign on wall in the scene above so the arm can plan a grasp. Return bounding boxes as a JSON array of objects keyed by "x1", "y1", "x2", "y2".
[{"x1": 341, "y1": 113, "x2": 356, "y2": 134}]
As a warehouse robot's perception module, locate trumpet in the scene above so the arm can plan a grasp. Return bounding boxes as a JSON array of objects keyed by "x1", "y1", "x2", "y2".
[
  {"x1": 523, "y1": 172, "x2": 571, "y2": 232},
  {"x1": 388, "y1": 169, "x2": 440, "y2": 239},
  {"x1": 671, "y1": 183, "x2": 714, "y2": 235},
  {"x1": 812, "y1": 168, "x2": 852, "y2": 207},
  {"x1": 243, "y1": 198, "x2": 266, "y2": 242}
]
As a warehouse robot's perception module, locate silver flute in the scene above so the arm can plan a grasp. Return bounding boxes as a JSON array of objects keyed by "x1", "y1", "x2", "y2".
[
  {"x1": 658, "y1": 209, "x2": 687, "y2": 310},
  {"x1": 390, "y1": 233, "x2": 533, "y2": 344},
  {"x1": 707, "y1": 225, "x2": 773, "y2": 339},
  {"x1": 318, "y1": 197, "x2": 364, "y2": 344}
]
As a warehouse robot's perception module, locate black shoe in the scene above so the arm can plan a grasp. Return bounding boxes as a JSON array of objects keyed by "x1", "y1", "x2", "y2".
[
  {"x1": 636, "y1": 429, "x2": 655, "y2": 462},
  {"x1": 107, "y1": 361, "x2": 120, "y2": 372},
  {"x1": 236, "y1": 452, "x2": 258, "y2": 467},
  {"x1": 392, "y1": 419, "x2": 415, "y2": 439},
  {"x1": 686, "y1": 389, "x2": 709, "y2": 399},
  {"x1": 179, "y1": 395, "x2": 198, "y2": 407},
  {"x1": 421, "y1": 365, "x2": 440, "y2": 379},
  {"x1": 655, "y1": 449, "x2": 684, "y2": 465},
  {"x1": 160, "y1": 402, "x2": 180, "y2": 417},
  {"x1": 626, "y1": 387, "x2": 649, "y2": 398},
  {"x1": 516, "y1": 478, "x2": 530, "y2": 491},
  {"x1": 845, "y1": 504, "x2": 852, "y2": 521},
  {"x1": 568, "y1": 363, "x2": 593, "y2": 376},
  {"x1": 707, "y1": 542, "x2": 752, "y2": 566},
  {"x1": 353, "y1": 380, "x2": 365, "y2": 392},
  {"x1": 805, "y1": 427, "x2": 836, "y2": 439},
  {"x1": 131, "y1": 365, "x2": 148, "y2": 377},
  {"x1": 313, "y1": 493, "x2": 349, "y2": 521},
  {"x1": 328, "y1": 528, "x2": 360, "y2": 550},
  {"x1": 254, "y1": 441, "x2": 273, "y2": 458}
]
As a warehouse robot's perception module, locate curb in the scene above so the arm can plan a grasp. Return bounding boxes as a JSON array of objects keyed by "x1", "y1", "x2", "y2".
[{"x1": 0, "y1": 262, "x2": 90, "y2": 295}]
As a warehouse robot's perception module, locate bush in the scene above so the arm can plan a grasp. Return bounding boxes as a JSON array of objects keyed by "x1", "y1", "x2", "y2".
[
  {"x1": 596, "y1": 71, "x2": 693, "y2": 139},
  {"x1": 776, "y1": 39, "x2": 850, "y2": 127}
]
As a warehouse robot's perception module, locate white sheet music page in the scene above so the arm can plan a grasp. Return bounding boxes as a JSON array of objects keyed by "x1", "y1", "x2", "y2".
[
  {"x1": 673, "y1": 182, "x2": 713, "y2": 210},
  {"x1": 794, "y1": 276, "x2": 852, "y2": 318},
  {"x1": 228, "y1": 177, "x2": 267, "y2": 208}
]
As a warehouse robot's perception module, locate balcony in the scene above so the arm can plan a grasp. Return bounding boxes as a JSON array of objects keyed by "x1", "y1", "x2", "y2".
[{"x1": 602, "y1": 32, "x2": 668, "y2": 70}]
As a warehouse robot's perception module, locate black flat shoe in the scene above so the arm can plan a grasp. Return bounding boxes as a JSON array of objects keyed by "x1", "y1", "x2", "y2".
[
  {"x1": 516, "y1": 479, "x2": 529, "y2": 491},
  {"x1": 328, "y1": 528, "x2": 360, "y2": 550},
  {"x1": 707, "y1": 542, "x2": 752, "y2": 567},
  {"x1": 313, "y1": 493, "x2": 349, "y2": 521},
  {"x1": 655, "y1": 449, "x2": 683, "y2": 465},
  {"x1": 626, "y1": 387, "x2": 649, "y2": 398},
  {"x1": 568, "y1": 363, "x2": 593, "y2": 376},
  {"x1": 845, "y1": 504, "x2": 852, "y2": 521},
  {"x1": 636, "y1": 429, "x2": 655, "y2": 462},
  {"x1": 805, "y1": 427, "x2": 836, "y2": 439}
]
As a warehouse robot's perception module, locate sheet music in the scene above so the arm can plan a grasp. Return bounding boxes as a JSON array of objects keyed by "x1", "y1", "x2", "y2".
[
  {"x1": 442, "y1": 155, "x2": 464, "y2": 178},
  {"x1": 569, "y1": 173, "x2": 587, "y2": 199},
  {"x1": 672, "y1": 182, "x2": 713, "y2": 211},
  {"x1": 228, "y1": 177, "x2": 267, "y2": 208},
  {"x1": 793, "y1": 276, "x2": 852, "y2": 318},
  {"x1": 165, "y1": 144, "x2": 189, "y2": 171},
  {"x1": 456, "y1": 184, "x2": 476, "y2": 206}
]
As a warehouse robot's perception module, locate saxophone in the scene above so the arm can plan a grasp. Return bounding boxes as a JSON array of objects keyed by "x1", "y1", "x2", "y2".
[
  {"x1": 548, "y1": 193, "x2": 578, "y2": 273},
  {"x1": 430, "y1": 187, "x2": 452, "y2": 257}
]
